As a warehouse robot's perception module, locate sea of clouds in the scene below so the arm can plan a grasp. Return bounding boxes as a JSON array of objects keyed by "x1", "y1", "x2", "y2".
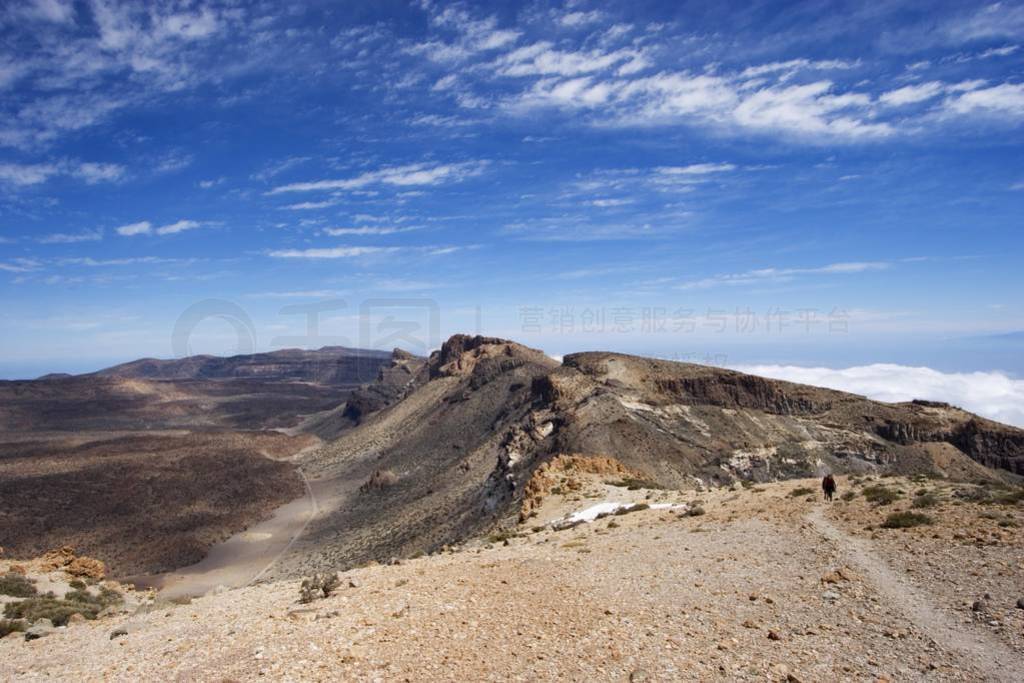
[{"x1": 733, "y1": 363, "x2": 1024, "y2": 429}]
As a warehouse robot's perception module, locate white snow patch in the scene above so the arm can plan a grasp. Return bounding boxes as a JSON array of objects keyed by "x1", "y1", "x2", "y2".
[{"x1": 555, "y1": 501, "x2": 685, "y2": 528}]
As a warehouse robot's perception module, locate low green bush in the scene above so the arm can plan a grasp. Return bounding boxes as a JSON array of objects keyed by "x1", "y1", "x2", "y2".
[
  {"x1": 912, "y1": 491, "x2": 940, "y2": 508},
  {"x1": 0, "y1": 618, "x2": 27, "y2": 638},
  {"x1": 863, "y1": 485, "x2": 901, "y2": 505},
  {"x1": 881, "y1": 511, "x2": 933, "y2": 529},
  {"x1": 0, "y1": 572, "x2": 37, "y2": 598}
]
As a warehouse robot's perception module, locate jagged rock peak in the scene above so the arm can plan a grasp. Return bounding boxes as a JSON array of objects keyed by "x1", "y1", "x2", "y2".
[{"x1": 429, "y1": 334, "x2": 556, "y2": 379}]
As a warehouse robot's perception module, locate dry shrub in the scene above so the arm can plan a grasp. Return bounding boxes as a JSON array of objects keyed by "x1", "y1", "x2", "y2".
[
  {"x1": 360, "y1": 469, "x2": 399, "y2": 493},
  {"x1": 299, "y1": 573, "x2": 340, "y2": 604}
]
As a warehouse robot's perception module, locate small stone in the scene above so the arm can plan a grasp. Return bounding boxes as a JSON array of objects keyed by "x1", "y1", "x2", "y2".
[
  {"x1": 767, "y1": 630, "x2": 782, "y2": 641},
  {"x1": 629, "y1": 670, "x2": 650, "y2": 683},
  {"x1": 348, "y1": 577, "x2": 362, "y2": 589},
  {"x1": 741, "y1": 619, "x2": 758, "y2": 629},
  {"x1": 971, "y1": 600, "x2": 987, "y2": 612},
  {"x1": 1016, "y1": 598, "x2": 1024, "y2": 610},
  {"x1": 67, "y1": 613, "x2": 87, "y2": 625},
  {"x1": 822, "y1": 591, "x2": 841, "y2": 602},
  {"x1": 109, "y1": 628, "x2": 128, "y2": 640}
]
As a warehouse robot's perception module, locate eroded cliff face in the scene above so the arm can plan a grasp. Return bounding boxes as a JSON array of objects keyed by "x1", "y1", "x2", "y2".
[{"x1": 951, "y1": 420, "x2": 1024, "y2": 474}]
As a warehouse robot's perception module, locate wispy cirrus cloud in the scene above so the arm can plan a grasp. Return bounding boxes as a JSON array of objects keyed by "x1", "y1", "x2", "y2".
[
  {"x1": 267, "y1": 246, "x2": 399, "y2": 259},
  {"x1": 675, "y1": 261, "x2": 890, "y2": 290},
  {"x1": 115, "y1": 219, "x2": 202, "y2": 236},
  {"x1": 268, "y1": 160, "x2": 489, "y2": 194},
  {"x1": 37, "y1": 228, "x2": 103, "y2": 244},
  {"x1": 0, "y1": 160, "x2": 124, "y2": 187},
  {"x1": 321, "y1": 226, "x2": 416, "y2": 236}
]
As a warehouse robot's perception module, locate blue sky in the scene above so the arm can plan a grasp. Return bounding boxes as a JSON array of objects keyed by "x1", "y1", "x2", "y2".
[{"x1": 1, "y1": 0, "x2": 1023, "y2": 393}]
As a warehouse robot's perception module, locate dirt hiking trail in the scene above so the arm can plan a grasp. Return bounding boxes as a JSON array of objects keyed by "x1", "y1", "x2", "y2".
[{"x1": 807, "y1": 507, "x2": 1024, "y2": 683}]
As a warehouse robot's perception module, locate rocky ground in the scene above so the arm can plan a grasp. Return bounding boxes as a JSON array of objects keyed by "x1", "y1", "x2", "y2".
[{"x1": 2, "y1": 475, "x2": 1021, "y2": 682}]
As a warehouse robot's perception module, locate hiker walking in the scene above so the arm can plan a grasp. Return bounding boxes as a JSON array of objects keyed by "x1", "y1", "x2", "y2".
[{"x1": 822, "y1": 473, "x2": 837, "y2": 502}]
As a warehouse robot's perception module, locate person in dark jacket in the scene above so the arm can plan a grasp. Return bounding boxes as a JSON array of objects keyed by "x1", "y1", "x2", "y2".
[{"x1": 822, "y1": 473, "x2": 837, "y2": 502}]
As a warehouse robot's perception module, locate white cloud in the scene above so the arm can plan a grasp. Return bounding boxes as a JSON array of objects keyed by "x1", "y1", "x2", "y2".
[
  {"x1": 283, "y1": 200, "x2": 337, "y2": 210},
  {"x1": 656, "y1": 163, "x2": 736, "y2": 176},
  {"x1": 557, "y1": 10, "x2": 607, "y2": 28},
  {"x1": 115, "y1": 219, "x2": 201, "y2": 236},
  {"x1": 154, "y1": 151, "x2": 194, "y2": 174},
  {"x1": 322, "y1": 226, "x2": 414, "y2": 236},
  {"x1": 879, "y1": 81, "x2": 945, "y2": 106},
  {"x1": 406, "y1": 8, "x2": 519, "y2": 63},
  {"x1": 676, "y1": 261, "x2": 889, "y2": 290},
  {"x1": 155, "y1": 219, "x2": 200, "y2": 235},
  {"x1": 498, "y1": 42, "x2": 648, "y2": 77},
  {"x1": 267, "y1": 246, "x2": 398, "y2": 259},
  {"x1": 24, "y1": 0, "x2": 75, "y2": 23},
  {"x1": 946, "y1": 83, "x2": 1024, "y2": 116},
  {"x1": 0, "y1": 162, "x2": 59, "y2": 186},
  {"x1": 38, "y1": 229, "x2": 103, "y2": 244},
  {"x1": 589, "y1": 198, "x2": 634, "y2": 207},
  {"x1": 735, "y1": 363, "x2": 1024, "y2": 429},
  {"x1": 73, "y1": 161, "x2": 125, "y2": 184},
  {"x1": 0, "y1": 160, "x2": 125, "y2": 187},
  {"x1": 739, "y1": 59, "x2": 858, "y2": 79},
  {"x1": 732, "y1": 82, "x2": 893, "y2": 139},
  {"x1": 977, "y1": 44, "x2": 1020, "y2": 58},
  {"x1": 0, "y1": 258, "x2": 42, "y2": 273},
  {"x1": 269, "y1": 161, "x2": 488, "y2": 194},
  {"x1": 115, "y1": 220, "x2": 152, "y2": 236}
]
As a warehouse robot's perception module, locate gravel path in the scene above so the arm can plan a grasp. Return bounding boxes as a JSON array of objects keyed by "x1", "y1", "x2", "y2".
[{"x1": 808, "y1": 507, "x2": 1024, "y2": 682}]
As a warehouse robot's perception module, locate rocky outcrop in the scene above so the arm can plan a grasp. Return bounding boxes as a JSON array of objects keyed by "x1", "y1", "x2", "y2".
[
  {"x1": 652, "y1": 375, "x2": 832, "y2": 416},
  {"x1": 951, "y1": 420, "x2": 1024, "y2": 475},
  {"x1": 341, "y1": 349, "x2": 426, "y2": 425},
  {"x1": 429, "y1": 335, "x2": 554, "y2": 380}
]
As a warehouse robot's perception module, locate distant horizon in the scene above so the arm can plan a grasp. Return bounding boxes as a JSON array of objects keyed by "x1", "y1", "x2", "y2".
[{"x1": 4, "y1": 327, "x2": 1022, "y2": 429}]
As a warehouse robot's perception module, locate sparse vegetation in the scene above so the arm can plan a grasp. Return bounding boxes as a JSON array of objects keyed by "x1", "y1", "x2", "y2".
[
  {"x1": 608, "y1": 477, "x2": 665, "y2": 491},
  {"x1": 0, "y1": 572, "x2": 38, "y2": 598},
  {"x1": 2, "y1": 583, "x2": 123, "y2": 627},
  {"x1": 912, "y1": 491, "x2": 940, "y2": 508},
  {"x1": 788, "y1": 487, "x2": 815, "y2": 498},
  {"x1": 881, "y1": 511, "x2": 933, "y2": 529},
  {"x1": 0, "y1": 618, "x2": 27, "y2": 638},
  {"x1": 299, "y1": 573, "x2": 340, "y2": 604},
  {"x1": 359, "y1": 469, "x2": 399, "y2": 493},
  {"x1": 990, "y1": 488, "x2": 1024, "y2": 506},
  {"x1": 487, "y1": 529, "x2": 520, "y2": 544},
  {"x1": 863, "y1": 485, "x2": 901, "y2": 505},
  {"x1": 841, "y1": 491, "x2": 856, "y2": 501}
]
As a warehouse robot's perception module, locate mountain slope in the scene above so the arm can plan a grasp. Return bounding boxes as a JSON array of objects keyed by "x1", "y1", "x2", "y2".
[
  {"x1": 274, "y1": 334, "x2": 1023, "y2": 577},
  {"x1": 94, "y1": 346, "x2": 392, "y2": 385}
]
